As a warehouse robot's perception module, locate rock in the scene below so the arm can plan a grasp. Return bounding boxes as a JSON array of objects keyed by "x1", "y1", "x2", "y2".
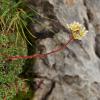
[{"x1": 27, "y1": 0, "x2": 100, "y2": 99}]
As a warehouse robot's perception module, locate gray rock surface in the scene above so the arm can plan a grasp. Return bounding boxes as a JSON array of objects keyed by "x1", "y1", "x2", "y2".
[{"x1": 28, "y1": 0, "x2": 100, "y2": 100}]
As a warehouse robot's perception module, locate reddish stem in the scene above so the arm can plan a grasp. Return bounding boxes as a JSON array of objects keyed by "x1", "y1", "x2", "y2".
[
  {"x1": 7, "y1": 36, "x2": 74, "y2": 61},
  {"x1": 3, "y1": 96, "x2": 6, "y2": 100}
]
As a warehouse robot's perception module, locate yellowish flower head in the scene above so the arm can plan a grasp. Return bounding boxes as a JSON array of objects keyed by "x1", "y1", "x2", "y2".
[{"x1": 67, "y1": 21, "x2": 88, "y2": 40}]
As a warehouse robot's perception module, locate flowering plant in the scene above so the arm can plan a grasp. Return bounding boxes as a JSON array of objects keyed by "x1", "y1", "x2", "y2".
[{"x1": 7, "y1": 22, "x2": 88, "y2": 61}]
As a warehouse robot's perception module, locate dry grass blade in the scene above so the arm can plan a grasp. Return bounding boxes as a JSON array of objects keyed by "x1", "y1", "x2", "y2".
[
  {"x1": 29, "y1": 6, "x2": 58, "y2": 22},
  {"x1": 21, "y1": 19, "x2": 36, "y2": 38},
  {"x1": 19, "y1": 20, "x2": 32, "y2": 45}
]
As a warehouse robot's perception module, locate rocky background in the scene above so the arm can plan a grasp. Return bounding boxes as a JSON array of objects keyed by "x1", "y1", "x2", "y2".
[{"x1": 26, "y1": 0, "x2": 100, "y2": 100}]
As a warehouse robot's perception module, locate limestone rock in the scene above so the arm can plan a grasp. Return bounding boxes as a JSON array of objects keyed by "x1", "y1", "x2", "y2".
[{"x1": 27, "y1": 0, "x2": 100, "y2": 100}]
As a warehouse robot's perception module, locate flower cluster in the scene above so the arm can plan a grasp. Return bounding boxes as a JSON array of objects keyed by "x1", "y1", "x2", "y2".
[{"x1": 67, "y1": 21, "x2": 88, "y2": 40}]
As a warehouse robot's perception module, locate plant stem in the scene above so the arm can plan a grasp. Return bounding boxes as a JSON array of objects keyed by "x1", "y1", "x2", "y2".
[{"x1": 7, "y1": 36, "x2": 74, "y2": 61}]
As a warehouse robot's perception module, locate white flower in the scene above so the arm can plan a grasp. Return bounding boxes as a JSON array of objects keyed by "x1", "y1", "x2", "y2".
[{"x1": 67, "y1": 21, "x2": 88, "y2": 40}]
